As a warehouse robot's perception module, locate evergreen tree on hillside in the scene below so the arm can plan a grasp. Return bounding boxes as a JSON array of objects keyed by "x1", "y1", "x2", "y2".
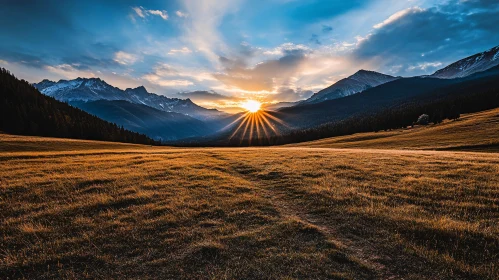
[{"x1": 0, "y1": 68, "x2": 157, "y2": 145}]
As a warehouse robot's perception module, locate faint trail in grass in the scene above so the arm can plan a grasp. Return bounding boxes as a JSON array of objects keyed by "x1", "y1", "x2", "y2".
[{"x1": 221, "y1": 154, "x2": 472, "y2": 280}]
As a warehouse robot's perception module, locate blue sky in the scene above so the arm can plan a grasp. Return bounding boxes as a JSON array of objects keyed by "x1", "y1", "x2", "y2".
[{"x1": 1, "y1": 0, "x2": 498, "y2": 111}]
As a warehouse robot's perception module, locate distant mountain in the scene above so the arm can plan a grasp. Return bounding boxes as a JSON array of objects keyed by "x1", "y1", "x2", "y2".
[
  {"x1": 279, "y1": 65, "x2": 499, "y2": 128},
  {"x1": 431, "y1": 45, "x2": 499, "y2": 79},
  {"x1": 0, "y1": 68, "x2": 156, "y2": 145},
  {"x1": 72, "y1": 100, "x2": 212, "y2": 141},
  {"x1": 303, "y1": 70, "x2": 400, "y2": 104},
  {"x1": 191, "y1": 65, "x2": 499, "y2": 146},
  {"x1": 33, "y1": 78, "x2": 227, "y2": 120},
  {"x1": 123, "y1": 86, "x2": 225, "y2": 120}
]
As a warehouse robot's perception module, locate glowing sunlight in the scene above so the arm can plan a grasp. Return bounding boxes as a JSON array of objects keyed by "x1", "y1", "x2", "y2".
[{"x1": 241, "y1": 100, "x2": 262, "y2": 113}]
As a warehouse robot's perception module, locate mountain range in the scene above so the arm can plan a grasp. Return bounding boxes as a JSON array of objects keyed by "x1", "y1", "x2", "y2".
[
  {"x1": 72, "y1": 100, "x2": 212, "y2": 141},
  {"x1": 34, "y1": 78, "x2": 226, "y2": 121},
  {"x1": 23, "y1": 43, "x2": 499, "y2": 144}
]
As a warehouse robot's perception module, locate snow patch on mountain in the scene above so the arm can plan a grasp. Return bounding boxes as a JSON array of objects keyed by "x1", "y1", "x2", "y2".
[
  {"x1": 302, "y1": 70, "x2": 399, "y2": 105},
  {"x1": 431, "y1": 45, "x2": 499, "y2": 79},
  {"x1": 33, "y1": 78, "x2": 227, "y2": 120}
]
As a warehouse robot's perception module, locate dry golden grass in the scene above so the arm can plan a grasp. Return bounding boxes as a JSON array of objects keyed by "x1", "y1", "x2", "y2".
[
  {"x1": 289, "y1": 108, "x2": 499, "y2": 152},
  {"x1": 1, "y1": 133, "x2": 498, "y2": 279},
  {"x1": 0, "y1": 133, "x2": 145, "y2": 152}
]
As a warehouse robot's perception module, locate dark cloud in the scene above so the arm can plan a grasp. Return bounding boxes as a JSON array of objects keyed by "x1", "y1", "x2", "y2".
[
  {"x1": 310, "y1": 34, "x2": 321, "y2": 45},
  {"x1": 322, "y1": 25, "x2": 333, "y2": 33},
  {"x1": 0, "y1": 50, "x2": 48, "y2": 68},
  {"x1": 353, "y1": 0, "x2": 499, "y2": 76},
  {"x1": 61, "y1": 56, "x2": 120, "y2": 70},
  {"x1": 0, "y1": 0, "x2": 138, "y2": 72},
  {"x1": 239, "y1": 42, "x2": 256, "y2": 58}
]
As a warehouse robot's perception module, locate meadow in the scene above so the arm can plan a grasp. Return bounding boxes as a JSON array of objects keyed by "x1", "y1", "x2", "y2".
[{"x1": 1, "y1": 130, "x2": 498, "y2": 279}]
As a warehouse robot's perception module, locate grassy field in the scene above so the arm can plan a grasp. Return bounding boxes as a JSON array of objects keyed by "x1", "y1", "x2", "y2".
[
  {"x1": 290, "y1": 108, "x2": 499, "y2": 152},
  {"x1": 1, "y1": 131, "x2": 498, "y2": 279}
]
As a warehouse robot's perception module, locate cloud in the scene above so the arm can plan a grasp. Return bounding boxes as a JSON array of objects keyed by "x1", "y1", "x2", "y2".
[
  {"x1": 263, "y1": 43, "x2": 310, "y2": 56},
  {"x1": 181, "y1": 0, "x2": 242, "y2": 65},
  {"x1": 142, "y1": 74, "x2": 193, "y2": 87},
  {"x1": 177, "y1": 90, "x2": 237, "y2": 102},
  {"x1": 373, "y1": 7, "x2": 423, "y2": 29},
  {"x1": 132, "y1": 7, "x2": 145, "y2": 18},
  {"x1": 113, "y1": 51, "x2": 138, "y2": 65},
  {"x1": 270, "y1": 87, "x2": 314, "y2": 102},
  {"x1": 140, "y1": 63, "x2": 221, "y2": 90},
  {"x1": 407, "y1": 62, "x2": 443, "y2": 72},
  {"x1": 61, "y1": 55, "x2": 119, "y2": 70},
  {"x1": 353, "y1": 1, "x2": 499, "y2": 76},
  {"x1": 322, "y1": 25, "x2": 333, "y2": 33},
  {"x1": 45, "y1": 64, "x2": 96, "y2": 80},
  {"x1": 214, "y1": 48, "x2": 310, "y2": 92},
  {"x1": 131, "y1": 7, "x2": 168, "y2": 21},
  {"x1": 168, "y1": 47, "x2": 192, "y2": 55},
  {"x1": 176, "y1": 11, "x2": 188, "y2": 18},
  {"x1": 148, "y1": 10, "x2": 168, "y2": 20},
  {"x1": 0, "y1": 50, "x2": 47, "y2": 68},
  {"x1": 310, "y1": 34, "x2": 321, "y2": 45},
  {"x1": 150, "y1": 63, "x2": 217, "y2": 82}
]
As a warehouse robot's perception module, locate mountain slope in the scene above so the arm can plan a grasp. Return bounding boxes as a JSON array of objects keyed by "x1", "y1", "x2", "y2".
[
  {"x1": 72, "y1": 100, "x2": 212, "y2": 141},
  {"x1": 123, "y1": 86, "x2": 225, "y2": 120},
  {"x1": 33, "y1": 78, "x2": 226, "y2": 120},
  {"x1": 289, "y1": 107, "x2": 499, "y2": 152},
  {"x1": 303, "y1": 70, "x2": 399, "y2": 104},
  {"x1": 0, "y1": 68, "x2": 155, "y2": 145},
  {"x1": 431, "y1": 45, "x2": 499, "y2": 79}
]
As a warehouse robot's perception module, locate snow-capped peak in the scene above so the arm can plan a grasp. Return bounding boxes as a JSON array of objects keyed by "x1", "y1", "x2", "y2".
[
  {"x1": 303, "y1": 70, "x2": 399, "y2": 105},
  {"x1": 431, "y1": 44, "x2": 499, "y2": 79},
  {"x1": 33, "y1": 77, "x2": 226, "y2": 120}
]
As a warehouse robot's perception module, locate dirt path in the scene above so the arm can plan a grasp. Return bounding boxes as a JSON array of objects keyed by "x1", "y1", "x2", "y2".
[{"x1": 222, "y1": 156, "x2": 451, "y2": 280}]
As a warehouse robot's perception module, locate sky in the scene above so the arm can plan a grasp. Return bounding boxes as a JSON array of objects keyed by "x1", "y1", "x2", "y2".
[{"x1": 1, "y1": 0, "x2": 498, "y2": 112}]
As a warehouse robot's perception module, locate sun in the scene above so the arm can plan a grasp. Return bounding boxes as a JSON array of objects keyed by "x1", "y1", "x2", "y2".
[{"x1": 241, "y1": 100, "x2": 262, "y2": 113}]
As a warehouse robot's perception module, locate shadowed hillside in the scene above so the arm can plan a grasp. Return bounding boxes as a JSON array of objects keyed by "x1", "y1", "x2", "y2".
[
  {"x1": 0, "y1": 68, "x2": 156, "y2": 145},
  {"x1": 290, "y1": 107, "x2": 499, "y2": 152},
  {"x1": 72, "y1": 100, "x2": 212, "y2": 141}
]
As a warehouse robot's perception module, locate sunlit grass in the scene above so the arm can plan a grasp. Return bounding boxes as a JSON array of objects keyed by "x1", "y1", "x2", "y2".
[
  {"x1": 1, "y1": 132, "x2": 498, "y2": 279},
  {"x1": 290, "y1": 107, "x2": 499, "y2": 152}
]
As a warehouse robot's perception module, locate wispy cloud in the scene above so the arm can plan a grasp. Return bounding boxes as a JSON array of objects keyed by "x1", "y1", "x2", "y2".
[
  {"x1": 168, "y1": 47, "x2": 192, "y2": 55},
  {"x1": 407, "y1": 62, "x2": 442, "y2": 71},
  {"x1": 176, "y1": 11, "x2": 188, "y2": 18},
  {"x1": 181, "y1": 0, "x2": 242, "y2": 65},
  {"x1": 131, "y1": 6, "x2": 168, "y2": 21},
  {"x1": 132, "y1": 7, "x2": 145, "y2": 18},
  {"x1": 142, "y1": 74, "x2": 193, "y2": 87},
  {"x1": 373, "y1": 7, "x2": 424, "y2": 29},
  {"x1": 113, "y1": 51, "x2": 138, "y2": 65},
  {"x1": 148, "y1": 10, "x2": 168, "y2": 20},
  {"x1": 45, "y1": 64, "x2": 96, "y2": 80}
]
